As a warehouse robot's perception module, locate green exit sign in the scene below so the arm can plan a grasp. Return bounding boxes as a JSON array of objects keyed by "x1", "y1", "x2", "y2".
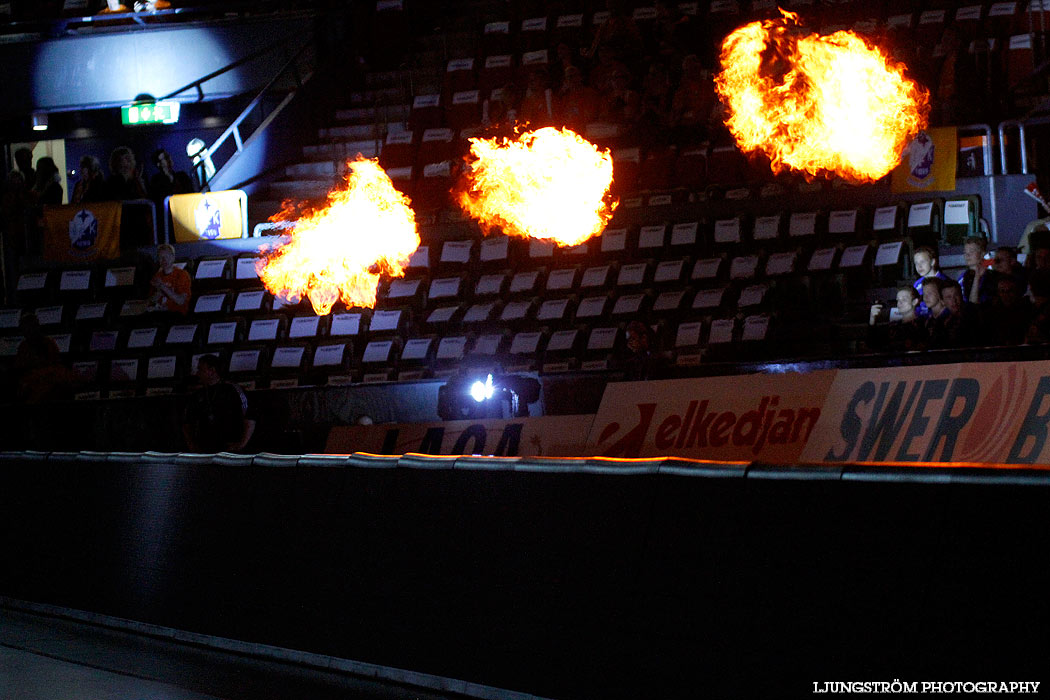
[{"x1": 121, "y1": 101, "x2": 181, "y2": 126}]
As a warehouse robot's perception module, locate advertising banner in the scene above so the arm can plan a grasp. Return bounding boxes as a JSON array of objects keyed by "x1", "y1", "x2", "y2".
[
  {"x1": 586, "y1": 372, "x2": 836, "y2": 461},
  {"x1": 168, "y1": 190, "x2": 245, "y2": 242},
  {"x1": 800, "y1": 361, "x2": 1050, "y2": 465},
  {"x1": 326, "y1": 415, "x2": 595, "y2": 457},
  {"x1": 43, "y1": 201, "x2": 122, "y2": 262}
]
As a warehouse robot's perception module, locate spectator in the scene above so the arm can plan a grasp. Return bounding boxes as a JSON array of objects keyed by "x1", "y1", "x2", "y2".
[
  {"x1": 640, "y1": 61, "x2": 674, "y2": 135},
  {"x1": 186, "y1": 139, "x2": 216, "y2": 192},
  {"x1": 148, "y1": 243, "x2": 191, "y2": 315},
  {"x1": 958, "y1": 236, "x2": 995, "y2": 304},
  {"x1": 671, "y1": 54, "x2": 716, "y2": 142},
  {"x1": 982, "y1": 275, "x2": 1031, "y2": 346},
  {"x1": 31, "y1": 157, "x2": 63, "y2": 206},
  {"x1": 106, "y1": 146, "x2": 148, "y2": 200},
  {"x1": 921, "y1": 277, "x2": 952, "y2": 347},
  {"x1": 654, "y1": 0, "x2": 693, "y2": 63},
  {"x1": 553, "y1": 42, "x2": 580, "y2": 91},
  {"x1": 911, "y1": 246, "x2": 950, "y2": 316},
  {"x1": 13, "y1": 147, "x2": 35, "y2": 187},
  {"x1": 554, "y1": 65, "x2": 599, "y2": 130},
  {"x1": 182, "y1": 355, "x2": 256, "y2": 453},
  {"x1": 520, "y1": 69, "x2": 554, "y2": 127},
  {"x1": 941, "y1": 280, "x2": 980, "y2": 347},
  {"x1": 71, "y1": 155, "x2": 107, "y2": 204},
  {"x1": 624, "y1": 320, "x2": 658, "y2": 380},
  {"x1": 868, "y1": 287, "x2": 926, "y2": 352},
  {"x1": 589, "y1": 45, "x2": 629, "y2": 95},
  {"x1": 15, "y1": 313, "x2": 72, "y2": 403},
  {"x1": 1025, "y1": 269, "x2": 1050, "y2": 343},
  {"x1": 585, "y1": 0, "x2": 643, "y2": 66},
  {"x1": 992, "y1": 246, "x2": 1027, "y2": 291},
  {"x1": 599, "y1": 66, "x2": 641, "y2": 125},
  {"x1": 482, "y1": 83, "x2": 521, "y2": 128},
  {"x1": 148, "y1": 148, "x2": 194, "y2": 203},
  {"x1": 1, "y1": 171, "x2": 28, "y2": 280}
]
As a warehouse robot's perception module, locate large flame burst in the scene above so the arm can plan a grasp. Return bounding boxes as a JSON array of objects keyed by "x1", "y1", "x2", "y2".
[
  {"x1": 458, "y1": 127, "x2": 616, "y2": 247},
  {"x1": 256, "y1": 157, "x2": 420, "y2": 315},
  {"x1": 715, "y1": 10, "x2": 929, "y2": 182}
]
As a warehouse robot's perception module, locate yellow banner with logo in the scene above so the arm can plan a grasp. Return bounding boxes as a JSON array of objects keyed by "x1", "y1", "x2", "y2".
[
  {"x1": 891, "y1": 127, "x2": 958, "y2": 193},
  {"x1": 43, "y1": 201, "x2": 122, "y2": 262},
  {"x1": 168, "y1": 190, "x2": 245, "y2": 242}
]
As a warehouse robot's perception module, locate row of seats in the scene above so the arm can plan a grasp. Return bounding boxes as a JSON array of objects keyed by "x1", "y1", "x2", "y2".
[{"x1": 20, "y1": 311, "x2": 779, "y2": 399}]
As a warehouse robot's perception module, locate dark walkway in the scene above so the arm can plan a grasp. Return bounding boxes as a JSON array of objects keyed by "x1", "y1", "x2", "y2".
[{"x1": 0, "y1": 606, "x2": 490, "y2": 700}]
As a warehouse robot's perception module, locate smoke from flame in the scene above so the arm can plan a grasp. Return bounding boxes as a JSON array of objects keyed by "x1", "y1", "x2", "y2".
[
  {"x1": 715, "y1": 10, "x2": 928, "y2": 182},
  {"x1": 256, "y1": 157, "x2": 420, "y2": 315},
  {"x1": 458, "y1": 127, "x2": 616, "y2": 247}
]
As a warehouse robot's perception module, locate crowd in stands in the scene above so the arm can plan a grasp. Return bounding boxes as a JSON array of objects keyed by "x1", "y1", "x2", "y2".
[
  {"x1": 479, "y1": 1, "x2": 723, "y2": 148},
  {"x1": 1, "y1": 145, "x2": 196, "y2": 262},
  {"x1": 868, "y1": 237, "x2": 1050, "y2": 351}
]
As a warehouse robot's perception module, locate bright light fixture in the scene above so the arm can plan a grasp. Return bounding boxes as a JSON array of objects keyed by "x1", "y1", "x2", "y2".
[
  {"x1": 31, "y1": 112, "x2": 47, "y2": 131},
  {"x1": 470, "y1": 374, "x2": 495, "y2": 403}
]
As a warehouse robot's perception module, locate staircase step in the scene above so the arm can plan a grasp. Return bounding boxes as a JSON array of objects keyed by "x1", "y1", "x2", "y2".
[
  {"x1": 334, "y1": 103, "x2": 410, "y2": 123},
  {"x1": 269, "y1": 179, "x2": 338, "y2": 200},
  {"x1": 286, "y1": 161, "x2": 341, "y2": 178},
  {"x1": 302, "y1": 141, "x2": 381, "y2": 160},
  {"x1": 319, "y1": 124, "x2": 383, "y2": 141}
]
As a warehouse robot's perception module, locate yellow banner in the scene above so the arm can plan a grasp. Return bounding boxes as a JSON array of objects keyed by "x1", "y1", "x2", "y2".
[
  {"x1": 169, "y1": 190, "x2": 245, "y2": 242},
  {"x1": 43, "y1": 201, "x2": 122, "y2": 262},
  {"x1": 891, "y1": 127, "x2": 957, "y2": 193}
]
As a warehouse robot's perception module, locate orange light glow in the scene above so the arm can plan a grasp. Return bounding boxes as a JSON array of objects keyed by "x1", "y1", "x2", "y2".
[
  {"x1": 256, "y1": 157, "x2": 420, "y2": 315},
  {"x1": 457, "y1": 127, "x2": 616, "y2": 247},
  {"x1": 715, "y1": 10, "x2": 929, "y2": 182}
]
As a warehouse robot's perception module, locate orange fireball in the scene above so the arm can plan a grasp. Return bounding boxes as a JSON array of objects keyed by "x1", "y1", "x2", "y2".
[
  {"x1": 458, "y1": 127, "x2": 616, "y2": 247},
  {"x1": 715, "y1": 10, "x2": 928, "y2": 182},
  {"x1": 256, "y1": 157, "x2": 420, "y2": 315}
]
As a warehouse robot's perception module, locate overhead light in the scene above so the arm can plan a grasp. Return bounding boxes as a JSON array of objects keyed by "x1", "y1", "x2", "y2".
[
  {"x1": 31, "y1": 112, "x2": 47, "y2": 131},
  {"x1": 470, "y1": 374, "x2": 495, "y2": 403}
]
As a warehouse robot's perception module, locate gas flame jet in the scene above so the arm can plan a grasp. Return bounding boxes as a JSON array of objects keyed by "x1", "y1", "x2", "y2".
[
  {"x1": 715, "y1": 10, "x2": 929, "y2": 182},
  {"x1": 256, "y1": 156, "x2": 420, "y2": 315},
  {"x1": 458, "y1": 127, "x2": 617, "y2": 247}
]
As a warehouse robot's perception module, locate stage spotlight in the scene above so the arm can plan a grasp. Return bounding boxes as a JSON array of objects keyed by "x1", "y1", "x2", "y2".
[
  {"x1": 31, "y1": 112, "x2": 48, "y2": 131},
  {"x1": 470, "y1": 374, "x2": 495, "y2": 403},
  {"x1": 439, "y1": 372, "x2": 541, "y2": 421}
]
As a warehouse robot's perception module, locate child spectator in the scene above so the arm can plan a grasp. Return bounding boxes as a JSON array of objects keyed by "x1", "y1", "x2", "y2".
[
  {"x1": 520, "y1": 69, "x2": 554, "y2": 127},
  {"x1": 958, "y1": 236, "x2": 995, "y2": 304},
  {"x1": 912, "y1": 246, "x2": 950, "y2": 316},
  {"x1": 599, "y1": 67, "x2": 640, "y2": 125},
  {"x1": 148, "y1": 243, "x2": 191, "y2": 316}
]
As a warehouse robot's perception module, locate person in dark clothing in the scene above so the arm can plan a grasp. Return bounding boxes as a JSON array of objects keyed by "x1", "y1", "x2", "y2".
[
  {"x1": 13, "y1": 147, "x2": 35, "y2": 188},
  {"x1": 921, "y1": 277, "x2": 953, "y2": 348},
  {"x1": 182, "y1": 354, "x2": 256, "y2": 453},
  {"x1": 106, "y1": 146, "x2": 148, "y2": 200},
  {"x1": 32, "y1": 157, "x2": 63, "y2": 206},
  {"x1": 941, "y1": 280, "x2": 980, "y2": 348},
  {"x1": 957, "y1": 236, "x2": 995, "y2": 304},
  {"x1": 72, "y1": 155, "x2": 107, "y2": 204},
  {"x1": 148, "y1": 148, "x2": 194, "y2": 203},
  {"x1": 868, "y1": 286, "x2": 927, "y2": 352},
  {"x1": 624, "y1": 320, "x2": 659, "y2": 380},
  {"x1": 982, "y1": 275, "x2": 1032, "y2": 346}
]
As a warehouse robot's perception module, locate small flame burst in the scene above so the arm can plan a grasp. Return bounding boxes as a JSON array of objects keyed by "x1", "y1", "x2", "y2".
[
  {"x1": 458, "y1": 127, "x2": 616, "y2": 247},
  {"x1": 256, "y1": 157, "x2": 420, "y2": 315},
  {"x1": 715, "y1": 10, "x2": 929, "y2": 182}
]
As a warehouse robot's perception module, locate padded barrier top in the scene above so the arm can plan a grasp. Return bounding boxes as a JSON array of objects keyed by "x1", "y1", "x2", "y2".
[{"x1": 3, "y1": 450, "x2": 1049, "y2": 485}]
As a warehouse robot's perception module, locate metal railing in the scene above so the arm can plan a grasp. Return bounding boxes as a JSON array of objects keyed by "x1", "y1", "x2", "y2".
[{"x1": 197, "y1": 38, "x2": 317, "y2": 191}]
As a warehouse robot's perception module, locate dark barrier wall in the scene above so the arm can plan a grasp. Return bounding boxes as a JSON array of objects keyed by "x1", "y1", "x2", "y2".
[{"x1": 1, "y1": 452, "x2": 1048, "y2": 698}]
